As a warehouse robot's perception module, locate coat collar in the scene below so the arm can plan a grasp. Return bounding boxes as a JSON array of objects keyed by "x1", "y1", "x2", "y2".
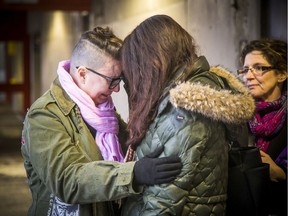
[
  {"x1": 169, "y1": 65, "x2": 255, "y2": 124},
  {"x1": 50, "y1": 77, "x2": 76, "y2": 116}
]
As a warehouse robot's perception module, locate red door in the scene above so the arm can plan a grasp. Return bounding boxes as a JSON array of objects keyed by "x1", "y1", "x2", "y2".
[{"x1": 0, "y1": 11, "x2": 30, "y2": 114}]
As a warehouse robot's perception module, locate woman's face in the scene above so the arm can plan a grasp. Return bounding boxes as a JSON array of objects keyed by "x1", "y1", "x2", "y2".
[
  {"x1": 242, "y1": 51, "x2": 286, "y2": 102},
  {"x1": 79, "y1": 59, "x2": 122, "y2": 105}
]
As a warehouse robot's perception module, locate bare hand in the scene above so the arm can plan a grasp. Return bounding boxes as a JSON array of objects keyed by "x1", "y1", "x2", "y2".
[{"x1": 260, "y1": 150, "x2": 286, "y2": 182}]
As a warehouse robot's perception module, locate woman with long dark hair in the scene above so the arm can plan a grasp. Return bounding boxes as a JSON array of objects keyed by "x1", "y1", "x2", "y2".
[{"x1": 121, "y1": 15, "x2": 255, "y2": 215}]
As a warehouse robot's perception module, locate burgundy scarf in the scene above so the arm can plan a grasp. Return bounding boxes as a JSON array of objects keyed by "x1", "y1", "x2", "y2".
[{"x1": 249, "y1": 92, "x2": 287, "y2": 151}]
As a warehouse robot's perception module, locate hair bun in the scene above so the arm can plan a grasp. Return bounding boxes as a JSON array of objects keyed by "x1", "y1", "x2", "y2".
[{"x1": 93, "y1": 27, "x2": 113, "y2": 38}]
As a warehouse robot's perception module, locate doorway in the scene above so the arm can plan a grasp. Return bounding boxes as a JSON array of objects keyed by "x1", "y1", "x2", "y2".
[
  {"x1": 0, "y1": 11, "x2": 30, "y2": 115},
  {"x1": 0, "y1": 40, "x2": 30, "y2": 114}
]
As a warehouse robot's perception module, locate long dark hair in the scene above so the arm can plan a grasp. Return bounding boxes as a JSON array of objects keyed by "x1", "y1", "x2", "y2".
[{"x1": 121, "y1": 15, "x2": 198, "y2": 148}]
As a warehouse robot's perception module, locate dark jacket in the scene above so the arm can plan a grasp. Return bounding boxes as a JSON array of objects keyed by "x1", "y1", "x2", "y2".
[
  {"x1": 268, "y1": 121, "x2": 287, "y2": 216},
  {"x1": 248, "y1": 105, "x2": 287, "y2": 216},
  {"x1": 121, "y1": 56, "x2": 255, "y2": 216}
]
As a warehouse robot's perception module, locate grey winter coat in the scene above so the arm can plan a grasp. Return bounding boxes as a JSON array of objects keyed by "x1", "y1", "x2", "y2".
[{"x1": 121, "y1": 56, "x2": 255, "y2": 216}]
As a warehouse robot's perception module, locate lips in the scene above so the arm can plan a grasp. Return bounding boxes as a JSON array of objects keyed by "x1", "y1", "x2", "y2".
[{"x1": 247, "y1": 84, "x2": 259, "y2": 89}]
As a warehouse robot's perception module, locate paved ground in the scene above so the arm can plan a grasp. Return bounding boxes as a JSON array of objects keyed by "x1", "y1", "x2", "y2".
[{"x1": 0, "y1": 104, "x2": 32, "y2": 216}]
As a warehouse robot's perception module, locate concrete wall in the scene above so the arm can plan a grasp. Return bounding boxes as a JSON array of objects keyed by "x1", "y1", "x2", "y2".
[
  {"x1": 40, "y1": 11, "x2": 83, "y2": 92},
  {"x1": 91, "y1": 0, "x2": 260, "y2": 121},
  {"x1": 28, "y1": 0, "x2": 260, "y2": 122},
  {"x1": 28, "y1": 11, "x2": 85, "y2": 96},
  {"x1": 187, "y1": 0, "x2": 260, "y2": 70},
  {"x1": 92, "y1": 0, "x2": 260, "y2": 70}
]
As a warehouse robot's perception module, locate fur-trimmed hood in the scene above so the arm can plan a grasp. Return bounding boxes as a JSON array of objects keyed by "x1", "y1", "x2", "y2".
[{"x1": 169, "y1": 66, "x2": 255, "y2": 124}]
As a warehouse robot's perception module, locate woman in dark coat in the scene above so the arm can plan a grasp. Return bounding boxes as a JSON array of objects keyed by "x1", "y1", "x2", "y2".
[
  {"x1": 238, "y1": 39, "x2": 287, "y2": 216},
  {"x1": 120, "y1": 14, "x2": 255, "y2": 215}
]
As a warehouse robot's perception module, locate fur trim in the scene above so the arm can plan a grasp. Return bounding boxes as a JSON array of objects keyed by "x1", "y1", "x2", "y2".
[
  {"x1": 169, "y1": 67, "x2": 255, "y2": 124},
  {"x1": 210, "y1": 66, "x2": 250, "y2": 95}
]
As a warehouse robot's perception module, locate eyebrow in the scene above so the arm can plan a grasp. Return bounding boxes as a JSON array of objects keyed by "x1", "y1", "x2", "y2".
[{"x1": 243, "y1": 62, "x2": 270, "y2": 67}]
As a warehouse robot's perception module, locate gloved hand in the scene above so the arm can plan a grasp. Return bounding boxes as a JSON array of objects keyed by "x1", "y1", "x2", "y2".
[{"x1": 133, "y1": 146, "x2": 182, "y2": 186}]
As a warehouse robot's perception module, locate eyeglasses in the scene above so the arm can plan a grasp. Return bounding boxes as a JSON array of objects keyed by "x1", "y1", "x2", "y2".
[
  {"x1": 76, "y1": 66, "x2": 122, "y2": 89},
  {"x1": 237, "y1": 65, "x2": 274, "y2": 77}
]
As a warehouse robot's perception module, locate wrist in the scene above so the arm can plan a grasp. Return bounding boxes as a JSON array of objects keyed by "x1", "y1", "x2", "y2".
[{"x1": 271, "y1": 164, "x2": 286, "y2": 182}]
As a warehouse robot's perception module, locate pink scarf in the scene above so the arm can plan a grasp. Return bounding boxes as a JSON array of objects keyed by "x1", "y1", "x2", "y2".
[{"x1": 57, "y1": 60, "x2": 124, "y2": 162}]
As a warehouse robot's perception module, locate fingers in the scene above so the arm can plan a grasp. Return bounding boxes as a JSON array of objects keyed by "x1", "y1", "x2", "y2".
[
  {"x1": 154, "y1": 156, "x2": 182, "y2": 183},
  {"x1": 134, "y1": 154, "x2": 182, "y2": 186},
  {"x1": 259, "y1": 150, "x2": 265, "y2": 156},
  {"x1": 156, "y1": 162, "x2": 182, "y2": 172},
  {"x1": 154, "y1": 155, "x2": 181, "y2": 165},
  {"x1": 146, "y1": 146, "x2": 165, "y2": 158}
]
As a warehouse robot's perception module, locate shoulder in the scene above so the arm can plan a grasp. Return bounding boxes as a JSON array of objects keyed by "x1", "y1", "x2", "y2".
[
  {"x1": 28, "y1": 89, "x2": 54, "y2": 115},
  {"x1": 28, "y1": 78, "x2": 75, "y2": 117}
]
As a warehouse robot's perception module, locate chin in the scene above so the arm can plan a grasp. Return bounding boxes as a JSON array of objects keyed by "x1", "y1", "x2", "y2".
[
  {"x1": 251, "y1": 93, "x2": 259, "y2": 98},
  {"x1": 97, "y1": 99, "x2": 108, "y2": 105},
  {"x1": 252, "y1": 95, "x2": 263, "y2": 101}
]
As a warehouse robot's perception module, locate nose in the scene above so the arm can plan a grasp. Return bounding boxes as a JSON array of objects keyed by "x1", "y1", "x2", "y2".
[
  {"x1": 111, "y1": 83, "x2": 120, "y2": 92},
  {"x1": 244, "y1": 68, "x2": 255, "y2": 80}
]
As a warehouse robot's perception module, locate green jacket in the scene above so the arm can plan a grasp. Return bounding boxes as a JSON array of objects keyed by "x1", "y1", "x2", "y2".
[
  {"x1": 122, "y1": 57, "x2": 255, "y2": 216},
  {"x1": 21, "y1": 77, "x2": 139, "y2": 216}
]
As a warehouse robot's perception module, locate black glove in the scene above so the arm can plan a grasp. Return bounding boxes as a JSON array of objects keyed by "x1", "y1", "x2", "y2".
[{"x1": 133, "y1": 146, "x2": 182, "y2": 186}]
